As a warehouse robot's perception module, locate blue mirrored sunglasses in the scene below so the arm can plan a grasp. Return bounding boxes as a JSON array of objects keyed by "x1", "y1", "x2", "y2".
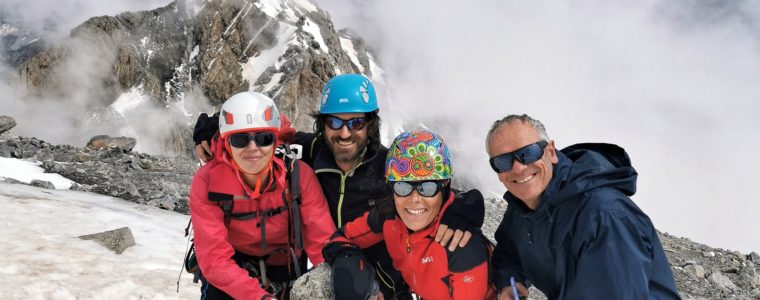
[
  {"x1": 489, "y1": 140, "x2": 548, "y2": 173},
  {"x1": 325, "y1": 116, "x2": 368, "y2": 131},
  {"x1": 228, "y1": 132, "x2": 275, "y2": 148}
]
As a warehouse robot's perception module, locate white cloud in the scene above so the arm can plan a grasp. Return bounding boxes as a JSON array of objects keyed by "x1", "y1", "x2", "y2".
[
  {"x1": 0, "y1": 0, "x2": 172, "y2": 40},
  {"x1": 314, "y1": 0, "x2": 760, "y2": 253}
]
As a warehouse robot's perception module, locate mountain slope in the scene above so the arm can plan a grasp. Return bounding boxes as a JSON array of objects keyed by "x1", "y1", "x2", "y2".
[{"x1": 9, "y1": 0, "x2": 383, "y2": 154}]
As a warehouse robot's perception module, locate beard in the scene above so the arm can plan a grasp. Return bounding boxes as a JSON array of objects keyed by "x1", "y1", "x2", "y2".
[{"x1": 328, "y1": 135, "x2": 369, "y2": 164}]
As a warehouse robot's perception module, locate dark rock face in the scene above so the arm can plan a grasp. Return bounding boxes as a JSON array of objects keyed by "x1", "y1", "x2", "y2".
[
  {"x1": 0, "y1": 22, "x2": 45, "y2": 70},
  {"x1": 0, "y1": 115, "x2": 16, "y2": 134}
]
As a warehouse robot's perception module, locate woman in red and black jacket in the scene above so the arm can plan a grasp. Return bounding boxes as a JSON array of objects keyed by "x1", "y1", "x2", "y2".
[
  {"x1": 189, "y1": 92, "x2": 335, "y2": 300},
  {"x1": 324, "y1": 129, "x2": 496, "y2": 300}
]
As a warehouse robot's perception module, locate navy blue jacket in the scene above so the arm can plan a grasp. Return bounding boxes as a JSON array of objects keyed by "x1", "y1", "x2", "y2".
[{"x1": 492, "y1": 143, "x2": 680, "y2": 299}]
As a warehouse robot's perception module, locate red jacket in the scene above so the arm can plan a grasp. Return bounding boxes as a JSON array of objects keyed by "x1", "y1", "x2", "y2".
[
  {"x1": 342, "y1": 193, "x2": 495, "y2": 300},
  {"x1": 189, "y1": 154, "x2": 336, "y2": 299}
]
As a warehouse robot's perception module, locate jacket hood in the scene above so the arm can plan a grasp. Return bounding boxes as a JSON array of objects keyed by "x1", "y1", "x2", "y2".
[{"x1": 505, "y1": 143, "x2": 638, "y2": 213}]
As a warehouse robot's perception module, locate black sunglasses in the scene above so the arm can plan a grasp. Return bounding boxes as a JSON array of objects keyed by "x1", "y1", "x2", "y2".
[
  {"x1": 489, "y1": 140, "x2": 548, "y2": 173},
  {"x1": 228, "y1": 132, "x2": 275, "y2": 148},
  {"x1": 390, "y1": 181, "x2": 447, "y2": 197},
  {"x1": 325, "y1": 116, "x2": 368, "y2": 131}
]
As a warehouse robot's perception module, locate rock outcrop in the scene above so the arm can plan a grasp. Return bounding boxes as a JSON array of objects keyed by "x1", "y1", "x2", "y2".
[
  {"x1": 79, "y1": 227, "x2": 136, "y2": 254},
  {"x1": 0, "y1": 115, "x2": 16, "y2": 134},
  {"x1": 86, "y1": 135, "x2": 137, "y2": 152},
  {"x1": 0, "y1": 136, "x2": 195, "y2": 213}
]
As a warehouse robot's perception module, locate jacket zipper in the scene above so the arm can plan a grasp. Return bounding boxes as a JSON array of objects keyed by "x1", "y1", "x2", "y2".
[
  {"x1": 406, "y1": 237, "x2": 418, "y2": 291},
  {"x1": 338, "y1": 163, "x2": 364, "y2": 227}
]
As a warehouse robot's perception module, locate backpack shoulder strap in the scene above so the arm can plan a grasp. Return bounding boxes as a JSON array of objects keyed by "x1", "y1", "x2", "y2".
[{"x1": 282, "y1": 145, "x2": 304, "y2": 251}]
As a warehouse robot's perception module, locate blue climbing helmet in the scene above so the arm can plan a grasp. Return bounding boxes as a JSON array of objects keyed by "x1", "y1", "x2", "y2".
[{"x1": 319, "y1": 74, "x2": 378, "y2": 114}]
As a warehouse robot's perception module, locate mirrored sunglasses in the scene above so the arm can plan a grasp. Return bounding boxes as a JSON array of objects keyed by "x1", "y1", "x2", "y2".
[
  {"x1": 390, "y1": 180, "x2": 446, "y2": 197},
  {"x1": 228, "y1": 132, "x2": 275, "y2": 148},
  {"x1": 489, "y1": 140, "x2": 548, "y2": 173},
  {"x1": 325, "y1": 116, "x2": 368, "y2": 131}
]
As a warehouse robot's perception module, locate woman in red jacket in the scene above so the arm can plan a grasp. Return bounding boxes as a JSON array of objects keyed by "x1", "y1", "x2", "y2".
[
  {"x1": 325, "y1": 129, "x2": 495, "y2": 300},
  {"x1": 189, "y1": 92, "x2": 336, "y2": 300}
]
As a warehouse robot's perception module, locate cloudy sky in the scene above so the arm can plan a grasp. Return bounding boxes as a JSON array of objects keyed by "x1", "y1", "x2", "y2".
[
  {"x1": 314, "y1": 0, "x2": 760, "y2": 253},
  {"x1": 2, "y1": 0, "x2": 759, "y2": 253}
]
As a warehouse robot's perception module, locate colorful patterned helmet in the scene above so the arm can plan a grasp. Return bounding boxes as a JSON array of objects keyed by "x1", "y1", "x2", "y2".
[
  {"x1": 385, "y1": 129, "x2": 453, "y2": 182},
  {"x1": 319, "y1": 74, "x2": 378, "y2": 114},
  {"x1": 218, "y1": 92, "x2": 280, "y2": 138}
]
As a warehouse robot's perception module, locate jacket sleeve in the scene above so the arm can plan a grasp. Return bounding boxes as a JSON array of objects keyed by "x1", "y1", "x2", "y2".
[
  {"x1": 341, "y1": 211, "x2": 384, "y2": 248},
  {"x1": 450, "y1": 261, "x2": 491, "y2": 300},
  {"x1": 448, "y1": 233, "x2": 492, "y2": 300},
  {"x1": 188, "y1": 167, "x2": 270, "y2": 300},
  {"x1": 297, "y1": 161, "x2": 338, "y2": 265},
  {"x1": 492, "y1": 210, "x2": 525, "y2": 291},
  {"x1": 562, "y1": 197, "x2": 657, "y2": 299}
]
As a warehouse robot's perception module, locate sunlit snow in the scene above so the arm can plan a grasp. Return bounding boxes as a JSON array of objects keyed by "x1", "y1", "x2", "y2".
[
  {"x1": 0, "y1": 180, "x2": 199, "y2": 299},
  {"x1": 339, "y1": 36, "x2": 362, "y2": 72},
  {"x1": 0, "y1": 157, "x2": 74, "y2": 189}
]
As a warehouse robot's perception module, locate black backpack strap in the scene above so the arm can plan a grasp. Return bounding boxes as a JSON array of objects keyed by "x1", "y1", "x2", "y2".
[
  {"x1": 281, "y1": 144, "x2": 304, "y2": 278},
  {"x1": 288, "y1": 155, "x2": 303, "y2": 251},
  {"x1": 208, "y1": 192, "x2": 235, "y2": 227}
]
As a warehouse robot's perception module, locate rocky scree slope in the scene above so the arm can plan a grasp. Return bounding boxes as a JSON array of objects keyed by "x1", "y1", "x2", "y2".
[{"x1": 1, "y1": 128, "x2": 759, "y2": 299}]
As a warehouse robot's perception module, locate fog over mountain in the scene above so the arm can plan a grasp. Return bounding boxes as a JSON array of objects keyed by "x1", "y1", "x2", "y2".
[{"x1": 314, "y1": 0, "x2": 760, "y2": 253}]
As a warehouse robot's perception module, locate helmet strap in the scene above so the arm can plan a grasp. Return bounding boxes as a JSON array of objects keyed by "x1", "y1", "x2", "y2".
[{"x1": 223, "y1": 140, "x2": 275, "y2": 197}]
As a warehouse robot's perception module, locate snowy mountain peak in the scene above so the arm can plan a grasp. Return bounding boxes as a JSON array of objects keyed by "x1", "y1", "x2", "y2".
[{"x1": 10, "y1": 0, "x2": 383, "y2": 155}]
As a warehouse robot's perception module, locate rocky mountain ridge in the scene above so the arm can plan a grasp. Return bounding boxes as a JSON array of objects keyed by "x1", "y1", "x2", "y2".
[
  {"x1": 1, "y1": 117, "x2": 759, "y2": 299},
  {"x1": 5, "y1": 0, "x2": 382, "y2": 154}
]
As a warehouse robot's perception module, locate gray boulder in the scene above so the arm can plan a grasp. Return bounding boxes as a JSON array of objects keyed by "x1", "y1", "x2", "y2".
[
  {"x1": 79, "y1": 227, "x2": 136, "y2": 254},
  {"x1": 291, "y1": 263, "x2": 334, "y2": 300},
  {"x1": 0, "y1": 116, "x2": 16, "y2": 134},
  {"x1": 685, "y1": 264, "x2": 706, "y2": 280},
  {"x1": 709, "y1": 271, "x2": 738, "y2": 291},
  {"x1": 2, "y1": 177, "x2": 24, "y2": 184},
  {"x1": 749, "y1": 252, "x2": 760, "y2": 262},
  {"x1": 86, "y1": 135, "x2": 137, "y2": 151},
  {"x1": 30, "y1": 179, "x2": 56, "y2": 189},
  {"x1": 290, "y1": 263, "x2": 378, "y2": 300}
]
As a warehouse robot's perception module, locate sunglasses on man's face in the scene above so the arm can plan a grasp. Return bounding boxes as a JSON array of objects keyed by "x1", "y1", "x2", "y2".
[
  {"x1": 325, "y1": 116, "x2": 368, "y2": 131},
  {"x1": 390, "y1": 180, "x2": 447, "y2": 197},
  {"x1": 228, "y1": 132, "x2": 275, "y2": 148},
  {"x1": 489, "y1": 140, "x2": 549, "y2": 173}
]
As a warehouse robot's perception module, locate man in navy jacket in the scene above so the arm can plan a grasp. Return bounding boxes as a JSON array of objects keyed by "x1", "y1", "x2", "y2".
[{"x1": 486, "y1": 114, "x2": 680, "y2": 299}]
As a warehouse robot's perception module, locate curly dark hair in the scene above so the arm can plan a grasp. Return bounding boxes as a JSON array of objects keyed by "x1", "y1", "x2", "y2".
[{"x1": 308, "y1": 110, "x2": 382, "y2": 152}]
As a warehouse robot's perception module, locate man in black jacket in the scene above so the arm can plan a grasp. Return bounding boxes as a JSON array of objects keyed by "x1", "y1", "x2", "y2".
[{"x1": 487, "y1": 114, "x2": 680, "y2": 300}]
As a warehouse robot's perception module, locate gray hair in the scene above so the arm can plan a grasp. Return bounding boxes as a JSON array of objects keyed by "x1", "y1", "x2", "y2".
[{"x1": 485, "y1": 114, "x2": 550, "y2": 151}]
